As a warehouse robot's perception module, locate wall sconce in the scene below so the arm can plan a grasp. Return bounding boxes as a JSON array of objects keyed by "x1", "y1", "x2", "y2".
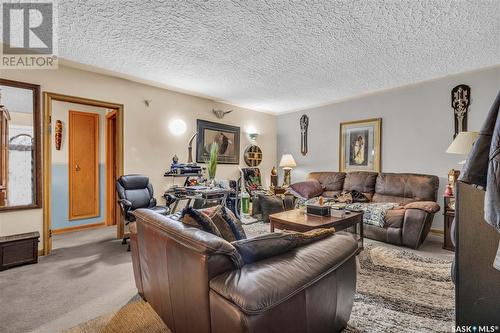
[
  {"x1": 247, "y1": 128, "x2": 259, "y2": 141},
  {"x1": 169, "y1": 118, "x2": 187, "y2": 136},
  {"x1": 248, "y1": 132, "x2": 259, "y2": 141}
]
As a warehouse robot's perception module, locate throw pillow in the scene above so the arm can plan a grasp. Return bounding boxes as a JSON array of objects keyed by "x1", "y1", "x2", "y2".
[
  {"x1": 258, "y1": 194, "x2": 285, "y2": 223},
  {"x1": 232, "y1": 228, "x2": 335, "y2": 265},
  {"x1": 289, "y1": 180, "x2": 324, "y2": 199},
  {"x1": 202, "y1": 205, "x2": 247, "y2": 242},
  {"x1": 221, "y1": 206, "x2": 247, "y2": 240},
  {"x1": 181, "y1": 207, "x2": 222, "y2": 237}
]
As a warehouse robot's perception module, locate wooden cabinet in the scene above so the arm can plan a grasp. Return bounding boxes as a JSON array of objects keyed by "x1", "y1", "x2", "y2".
[
  {"x1": 456, "y1": 182, "x2": 500, "y2": 326},
  {"x1": 0, "y1": 232, "x2": 39, "y2": 271},
  {"x1": 443, "y1": 196, "x2": 455, "y2": 251}
]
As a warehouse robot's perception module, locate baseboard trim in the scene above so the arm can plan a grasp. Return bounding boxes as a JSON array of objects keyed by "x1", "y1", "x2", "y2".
[
  {"x1": 429, "y1": 228, "x2": 444, "y2": 235},
  {"x1": 52, "y1": 222, "x2": 106, "y2": 235}
]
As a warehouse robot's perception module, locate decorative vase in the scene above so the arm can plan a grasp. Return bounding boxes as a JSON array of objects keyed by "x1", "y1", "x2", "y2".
[{"x1": 271, "y1": 166, "x2": 278, "y2": 187}]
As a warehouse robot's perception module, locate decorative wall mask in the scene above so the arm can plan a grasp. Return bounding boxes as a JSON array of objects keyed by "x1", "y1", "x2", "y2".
[
  {"x1": 451, "y1": 84, "x2": 471, "y2": 139},
  {"x1": 300, "y1": 114, "x2": 309, "y2": 156},
  {"x1": 55, "y1": 120, "x2": 63, "y2": 150}
]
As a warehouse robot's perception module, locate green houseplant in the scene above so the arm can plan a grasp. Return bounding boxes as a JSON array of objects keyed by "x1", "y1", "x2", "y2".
[{"x1": 207, "y1": 142, "x2": 218, "y2": 186}]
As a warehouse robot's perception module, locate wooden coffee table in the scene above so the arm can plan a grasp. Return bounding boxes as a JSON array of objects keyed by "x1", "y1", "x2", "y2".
[{"x1": 269, "y1": 209, "x2": 364, "y2": 251}]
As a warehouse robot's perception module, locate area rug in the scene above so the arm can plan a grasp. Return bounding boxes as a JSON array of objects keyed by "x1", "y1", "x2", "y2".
[
  {"x1": 63, "y1": 244, "x2": 454, "y2": 333},
  {"x1": 345, "y1": 245, "x2": 454, "y2": 333}
]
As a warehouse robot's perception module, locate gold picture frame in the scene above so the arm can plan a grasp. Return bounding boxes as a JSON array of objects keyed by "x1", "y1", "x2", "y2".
[{"x1": 339, "y1": 118, "x2": 382, "y2": 173}]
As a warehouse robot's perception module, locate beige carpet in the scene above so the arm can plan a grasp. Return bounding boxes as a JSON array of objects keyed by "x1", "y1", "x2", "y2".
[
  {"x1": 64, "y1": 245, "x2": 454, "y2": 333},
  {"x1": 63, "y1": 298, "x2": 170, "y2": 333}
]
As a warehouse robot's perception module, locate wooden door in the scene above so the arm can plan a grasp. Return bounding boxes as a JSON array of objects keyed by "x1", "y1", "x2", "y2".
[{"x1": 68, "y1": 111, "x2": 99, "y2": 220}]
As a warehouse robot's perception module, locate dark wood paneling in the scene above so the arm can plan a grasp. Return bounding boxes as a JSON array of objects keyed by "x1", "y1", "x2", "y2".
[{"x1": 456, "y1": 182, "x2": 500, "y2": 326}]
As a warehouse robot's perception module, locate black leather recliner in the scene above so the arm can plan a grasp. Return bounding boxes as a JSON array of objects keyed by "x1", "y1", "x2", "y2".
[{"x1": 116, "y1": 174, "x2": 170, "y2": 250}]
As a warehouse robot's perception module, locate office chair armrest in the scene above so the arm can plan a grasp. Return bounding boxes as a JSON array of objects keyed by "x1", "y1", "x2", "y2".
[
  {"x1": 118, "y1": 199, "x2": 132, "y2": 208},
  {"x1": 118, "y1": 198, "x2": 133, "y2": 209}
]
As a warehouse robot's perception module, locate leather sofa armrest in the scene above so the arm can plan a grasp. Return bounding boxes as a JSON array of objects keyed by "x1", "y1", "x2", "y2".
[
  {"x1": 402, "y1": 206, "x2": 436, "y2": 249},
  {"x1": 404, "y1": 201, "x2": 440, "y2": 214},
  {"x1": 209, "y1": 232, "x2": 357, "y2": 314}
]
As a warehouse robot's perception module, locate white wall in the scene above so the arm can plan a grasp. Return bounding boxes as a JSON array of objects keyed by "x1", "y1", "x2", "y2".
[
  {"x1": 51, "y1": 102, "x2": 110, "y2": 164},
  {"x1": 277, "y1": 66, "x2": 500, "y2": 229},
  {"x1": 0, "y1": 65, "x2": 277, "y2": 250}
]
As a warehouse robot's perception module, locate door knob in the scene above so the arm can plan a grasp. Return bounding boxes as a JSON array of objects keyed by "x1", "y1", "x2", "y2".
[{"x1": 75, "y1": 164, "x2": 81, "y2": 171}]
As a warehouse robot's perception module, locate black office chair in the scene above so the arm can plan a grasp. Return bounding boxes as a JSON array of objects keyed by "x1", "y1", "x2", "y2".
[{"x1": 116, "y1": 174, "x2": 170, "y2": 250}]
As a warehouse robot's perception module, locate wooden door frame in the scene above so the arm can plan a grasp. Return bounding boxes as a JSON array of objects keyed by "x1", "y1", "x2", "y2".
[
  {"x1": 43, "y1": 92, "x2": 124, "y2": 256},
  {"x1": 105, "y1": 110, "x2": 118, "y2": 227},
  {"x1": 68, "y1": 110, "x2": 100, "y2": 220}
]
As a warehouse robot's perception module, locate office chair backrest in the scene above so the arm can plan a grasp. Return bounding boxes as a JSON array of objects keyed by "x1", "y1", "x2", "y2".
[{"x1": 116, "y1": 174, "x2": 157, "y2": 209}]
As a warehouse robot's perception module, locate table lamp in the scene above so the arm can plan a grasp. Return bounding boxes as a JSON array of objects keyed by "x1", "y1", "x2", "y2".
[
  {"x1": 445, "y1": 131, "x2": 479, "y2": 195},
  {"x1": 279, "y1": 154, "x2": 296, "y2": 187}
]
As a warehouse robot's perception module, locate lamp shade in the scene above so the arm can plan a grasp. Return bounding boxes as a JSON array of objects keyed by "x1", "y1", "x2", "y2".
[
  {"x1": 279, "y1": 154, "x2": 297, "y2": 168},
  {"x1": 446, "y1": 131, "x2": 479, "y2": 154}
]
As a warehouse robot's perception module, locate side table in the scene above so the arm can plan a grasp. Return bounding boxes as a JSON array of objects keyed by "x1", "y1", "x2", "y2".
[{"x1": 443, "y1": 196, "x2": 455, "y2": 251}]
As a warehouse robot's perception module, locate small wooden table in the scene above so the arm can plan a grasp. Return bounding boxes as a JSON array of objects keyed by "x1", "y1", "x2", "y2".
[
  {"x1": 443, "y1": 196, "x2": 455, "y2": 251},
  {"x1": 269, "y1": 209, "x2": 364, "y2": 251}
]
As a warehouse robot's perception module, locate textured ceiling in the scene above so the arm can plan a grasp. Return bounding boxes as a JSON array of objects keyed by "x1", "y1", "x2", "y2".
[{"x1": 58, "y1": 1, "x2": 500, "y2": 113}]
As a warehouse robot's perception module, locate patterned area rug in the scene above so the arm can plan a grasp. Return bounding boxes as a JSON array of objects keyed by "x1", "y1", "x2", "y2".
[
  {"x1": 344, "y1": 245, "x2": 454, "y2": 333},
  {"x1": 63, "y1": 238, "x2": 454, "y2": 333}
]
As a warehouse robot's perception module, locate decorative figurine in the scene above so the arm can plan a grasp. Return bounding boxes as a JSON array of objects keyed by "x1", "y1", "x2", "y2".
[
  {"x1": 444, "y1": 184, "x2": 453, "y2": 197},
  {"x1": 172, "y1": 154, "x2": 179, "y2": 164},
  {"x1": 446, "y1": 169, "x2": 460, "y2": 196}
]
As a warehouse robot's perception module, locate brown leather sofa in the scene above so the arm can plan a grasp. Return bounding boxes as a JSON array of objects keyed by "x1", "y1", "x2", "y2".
[
  {"x1": 130, "y1": 209, "x2": 358, "y2": 333},
  {"x1": 307, "y1": 172, "x2": 440, "y2": 249}
]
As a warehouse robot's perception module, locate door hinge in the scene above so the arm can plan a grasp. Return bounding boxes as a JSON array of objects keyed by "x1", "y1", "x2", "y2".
[{"x1": 49, "y1": 229, "x2": 53, "y2": 237}]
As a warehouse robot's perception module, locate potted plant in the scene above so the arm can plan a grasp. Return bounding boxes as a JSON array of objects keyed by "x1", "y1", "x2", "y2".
[{"x1": 207, "y1": 142, "x2": 218, "y2": 187}]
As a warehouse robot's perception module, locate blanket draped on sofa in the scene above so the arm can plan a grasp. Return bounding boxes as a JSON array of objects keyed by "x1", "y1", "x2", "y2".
[{"x1": 345, "y1": 202, "x2": 401, "y2": 227}]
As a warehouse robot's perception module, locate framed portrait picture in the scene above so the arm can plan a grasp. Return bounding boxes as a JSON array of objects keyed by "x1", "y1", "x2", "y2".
[
  {"x1": 196, "y1": 119, "x2": 240, "y2": 164},
  {"x1": 339, "y1": 118, "x2": 381, "y2": 172}
]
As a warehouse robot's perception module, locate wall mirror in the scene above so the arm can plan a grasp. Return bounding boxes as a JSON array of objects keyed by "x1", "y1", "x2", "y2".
[{"x1": 0, "y1": 78, "x2": 41, "y2": 211}]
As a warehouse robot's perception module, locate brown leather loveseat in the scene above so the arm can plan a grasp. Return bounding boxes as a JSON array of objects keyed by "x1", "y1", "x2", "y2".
[
  {"x1": 307, "y1": 172, "x2": 440, "y2": 249},
  {"x1": 130, "y1": 209, "x2": 358, "y2": 333}
]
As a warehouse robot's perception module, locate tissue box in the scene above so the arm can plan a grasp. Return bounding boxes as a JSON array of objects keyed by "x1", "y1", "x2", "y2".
[{"x1": 306, "y1": 205, "x2": 330, "y2": 216}]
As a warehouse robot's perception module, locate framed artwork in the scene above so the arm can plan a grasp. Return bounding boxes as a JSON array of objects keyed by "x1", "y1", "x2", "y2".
[
  {"x1": 339, "y1": 118, "x2": 381, "y2": 172},
  {"x1": 196, "y1": 119, "x2": 240, "y2": 164}
]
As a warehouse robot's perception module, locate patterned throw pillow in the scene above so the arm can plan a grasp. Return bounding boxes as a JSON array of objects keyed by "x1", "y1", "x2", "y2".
[
  {"x1": 202, "y1": 206, "x2": 246, "y2": 242},
  {"x1": 181, "y1": 207, "x2": 222, "y2": 237},
  {"x1": 232, "y1": 228, "x2": 335, "y2": 265}
]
